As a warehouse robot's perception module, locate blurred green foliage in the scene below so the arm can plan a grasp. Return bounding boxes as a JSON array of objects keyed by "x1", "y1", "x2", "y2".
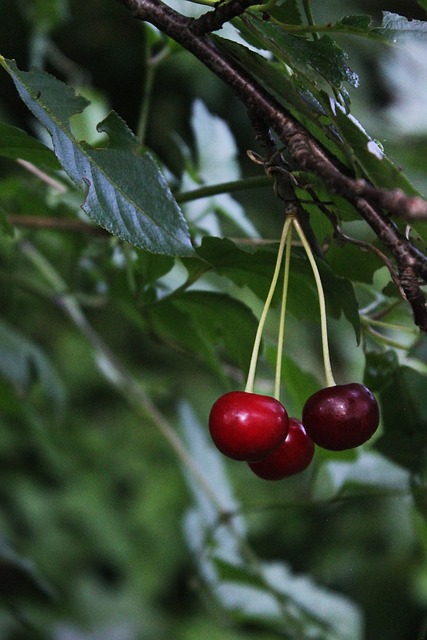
[{"x1": 1, "y1": 1, "x2": 427, "y2": 639}]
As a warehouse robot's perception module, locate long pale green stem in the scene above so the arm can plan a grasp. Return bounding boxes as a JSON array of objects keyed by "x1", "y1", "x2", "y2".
[
  {"x1": 292, "y1": 219, "x2": 336, "y2": 388},
  {"x1": 245, "y1": 217, "x2": 293, "y2": 394},
  {"x1": 274, "y1": 223, "x2": 293, "y2": 400}
]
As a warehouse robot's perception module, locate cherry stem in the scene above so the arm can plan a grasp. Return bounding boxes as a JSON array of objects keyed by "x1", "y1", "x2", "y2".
[
  {"x1": 245, "y1": 216, "x2": 293, "y2": 394},
  {"x1": 292, "y1": 218, "x2": 336, "y2": 387},
  {"x1": 274, "y1": 222, "x2": 293, "y2": 400}
]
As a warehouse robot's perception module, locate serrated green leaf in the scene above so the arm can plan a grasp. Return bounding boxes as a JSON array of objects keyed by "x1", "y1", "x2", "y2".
[
  {"x1": 0, "y1": 58, "x2": 194, "y2": 257},
  {"x1": 0, "y1": 123, "x2": 60, "y2": 169}
]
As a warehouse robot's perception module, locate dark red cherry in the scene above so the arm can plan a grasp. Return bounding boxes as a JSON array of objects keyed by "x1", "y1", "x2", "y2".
[
  {"x1": 209, "y1": 391, "x2": 289, "y2": 461},
  {"x1": 248, "y1": 418, "x2": 315, "y2": 480},
  {"x1": 302, "y1": 383, "x2": 379, "y2": 451}
]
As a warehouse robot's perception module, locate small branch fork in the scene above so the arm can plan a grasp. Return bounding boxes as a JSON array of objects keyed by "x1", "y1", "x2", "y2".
[{"x1": 118, "y1": 0, "x2": 427, "y2": 330}]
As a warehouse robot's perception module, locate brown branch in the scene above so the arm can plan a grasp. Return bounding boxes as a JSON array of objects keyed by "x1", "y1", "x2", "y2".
[{"x1": 117, "y1": 0, "x2": 427, "y2": 329}]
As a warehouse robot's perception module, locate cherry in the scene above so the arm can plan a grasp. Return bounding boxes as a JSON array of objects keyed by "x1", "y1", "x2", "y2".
[
  {"x1": 302, "y1": 383, "x2": 379, "y2": 451},
  {"x1": 248, "y1": 418, "x2": 315, "y2": 480},
  {"x1": 209, "y1": 391, "x2": 289, "y2": 461}
]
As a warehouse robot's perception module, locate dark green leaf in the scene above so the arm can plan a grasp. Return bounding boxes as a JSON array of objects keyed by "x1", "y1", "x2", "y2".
[
  {"x1": 0, "y1": 123, "x2": 61, "y2": 169},
  {"x1": 331, "y1": 107, "x2": 422, "y2": 195},
  {"x1": 317, "y1": 258, "x2": 360, "y2": 341},
  {"x1": 146, "y1": 290, "x2": 257, "y2": 378},
  {"x1": 146, "y1": 301, "x2": 224, "y2": 378},
  {"x1": 173, "y1": 291, "x2": 258, "y2": 374},
  {"x1": 0, "y1": 58, "x2": 194, "y2": 257},
  {"x1": 239, "y1": 15, "x2": 358, "y2": 88},
  {"x1": 196, "y1": 236, "x2": 279, "y2": 301},
  {"x1": 375, "y1": 366, "x2": 427, "y2": 472},
  {"x1": 326, "y1": 241, "x2": 381, "y2": 284},
  {"x1": 269, "y1": 0, "x2": 303, "y2": 26},
  {"x1": 336, "y1": 15, "x2": 372, "y2": 30}
]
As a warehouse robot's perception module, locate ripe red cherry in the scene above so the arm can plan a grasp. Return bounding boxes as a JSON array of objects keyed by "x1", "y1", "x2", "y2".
[
  {"x1": 248, "y1": 418, "x2": 315, "y2": 480},
  {"x1": 302, "y1": 383, "x2": 379, "y2": 451},
  {"x1": 209, "y1": 391, "x2": 289, "y2": 461}
]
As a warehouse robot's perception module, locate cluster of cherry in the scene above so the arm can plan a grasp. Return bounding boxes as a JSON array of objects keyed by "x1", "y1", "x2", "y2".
[
  {"x1": 207, "y1": 216, "x2": 380, "y2": 481},
  {"x1": 209, "y1": 385, "x2": 379, "y2": 481}
]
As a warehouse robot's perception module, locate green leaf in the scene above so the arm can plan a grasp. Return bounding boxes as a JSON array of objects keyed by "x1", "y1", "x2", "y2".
[
  {"x1": 269, "y1": 0, "x2": 303, "y2": 25},
  {"x1": 0, "y1": 123, "x2": 60, "y2": 169},
  {"x1": 325, "y1": 240, "x2": 382, "y2": 285},
  {"x1": 196, "y1": 236, "x2": 277, "y2": 301},
  {"x1": 174, "y1": 291, "x2": 258, "y2": 374},
  {"x1": 145, "y1": 290, "x2": 257, "y2": 379},
  {"x1": 0, "y1": 58, "x2": 194, "y2": 257},
  {"x1": 336, "y1": 15, "x2": 372, "y2": 31},
  {"x1": 239, "y1": 14, "x2": 358, "y2": 88},
  {"x1": 330, "y1": 105, "x2": 423, "y2": 195},
  {"x1": 317, "y1": 258, "x2": 361, "y2": 341},
  {"x1": 146, "y1": 301, "x2": 224, "y2": 378},
  {"x1": 375, "y1": 366, "x2": 427, "y2": 472}
]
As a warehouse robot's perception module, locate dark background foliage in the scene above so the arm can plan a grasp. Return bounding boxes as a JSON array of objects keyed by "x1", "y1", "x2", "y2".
[{"x1": 1, "y1": 1, "x2": 427, "y2": 639}]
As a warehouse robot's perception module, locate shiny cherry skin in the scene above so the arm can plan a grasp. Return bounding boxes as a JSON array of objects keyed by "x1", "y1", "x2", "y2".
[
  {"x1": 248, "y1": 418, "x2": 315, "y2": 480},
  {"x1": 209, "y1": 391, "x2": 289, "y2": 461},
  {"x1": 302, "y1": 383, "x2": 379, "y2": 451}
]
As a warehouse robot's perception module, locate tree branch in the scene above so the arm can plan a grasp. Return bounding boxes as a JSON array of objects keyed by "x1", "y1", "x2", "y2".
[{"x1": 118, "y1": 0, "x2": 427, "y2": 330}]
